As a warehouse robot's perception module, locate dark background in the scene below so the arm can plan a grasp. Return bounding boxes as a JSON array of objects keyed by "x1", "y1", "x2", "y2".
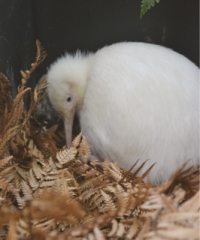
[{"x1": 0, "y1": 0, "x2": 199, "y2": 97}]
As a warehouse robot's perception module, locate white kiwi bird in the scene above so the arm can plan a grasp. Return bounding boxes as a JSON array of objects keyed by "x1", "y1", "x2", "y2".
[{"x1": 46, "y1": 42, "x2": 199, "y2": 184}]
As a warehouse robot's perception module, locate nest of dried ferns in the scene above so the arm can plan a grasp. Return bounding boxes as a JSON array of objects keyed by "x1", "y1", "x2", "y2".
[{"x1": 0, "y1": 41, "x2": 199, "y2": 240}]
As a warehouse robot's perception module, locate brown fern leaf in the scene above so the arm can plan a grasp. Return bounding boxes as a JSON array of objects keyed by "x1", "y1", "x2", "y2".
[
  {"x1": 160, "y1": 164, "x2": 199, "y2": 199},
  {"x1": 0, "y1": 73, "x2": 13, "y2": 131},
  {"x1": 56, "y1": 171, "x2": 78, "y2": 196},
  {"x1": 45, "y1": 124, "x2": 58, "y2": 139},
  {"x1": 14, "y1": 166, "x2": 30, "y2": 181},
  {"x1": 100, "y1": 190, "x2": 116, "y2": 212},
  {"x1": 107, "y1": 162, "x2": 123, "y2": 182},
  {"x1": 9, "y1": 131, "x2": 30, "y2": 160},
  {"x1": 33, "y1": 75, "x2": 47, "y2": 103},
  {"x1": 5, "y1": 90, "x2": 45, "y2": 160},
  {"x1": 0, "y1": 177, "x2": 17, "y2": 204},
  {"x1": 0, "y1": 126, "x2": 22, "y2": 158},
  {"x1": 141, "y1": 162, "x2": 156, "y2": 181},
  {"x1": 87, "y1": 192, "x2": 105, "y2": 211},
  {"x1": 20, "y1": 180, "x2": 33, "y2": 200},
  {"x1": 31, "y1": 125, "x2": 58, "y2": 160},
  {"x1": 7, "y1": 219, "x2": 17, "y2": 240},
  {"x1": 18, "y1": 40, "x2": 47, "y2": 91},
  {"x1": 180, "y1": 190, "x2": 199, "y2": 212},
  {"x1": 77, "y1": 135, "x2": 91, "y2": 162},
  {"x1": 69, "y1": 159, "x2": 91, "y2": 176},
  {"x1": 3, "y1": 88, "x2": 31, "y2": 135},
  {"x1": 23, "y1": 89, "x2": 43, "y2": 127},
  {"x1": 0, "y1": 156, "x2": 13, "y2": 170},
  {"x1": 27, "y1": 139, "x2": 45, "y2": 160},
  {"x1": 121, "y1": 160, "x2": 154, "y2": 186},
  {"x1": 31, "y1": 161, "x2": 46, "y2": 180},
  {"x1": 97, "y1": 158, "x2": 110, "y2": 175},
  {"x1": 28, "y1": 168, "x2": 40, "y2": 191},
  {"x1": 14, "y1": 191, "x2": 27, "y2": 209},
  {"x1": 130, "y1": 159, "x2": 149, "y2": 179},
  {"x1": 80, "y1": 174, "x2": 107, "y2": 192},
  {"x1": 72, "y1": 132, "x2": 82, "y2": 148},
  {"x1": 56, "y1": 147, "x2": 77, "y2": 167},
  {"x1": 16, "y1": 218, "x2": 30, "y2": 236},
  {"x1": 0, "y1": 85, "x2": 30, "y2": 157},
  {"x1": 34, "y1": 40, "x2": 47, "y2": 68},
  {"x1": 20, "y1": 76, "x2": 46, "y2": 129},
  {"x1": 140, "y1": 186, "x2": 199, "y2": 240},
  {"x1": 30, "y1": 190, "x2": 86, "y2": 222},
  {"x1": 119, "y1": 159, "x2": 140, "y2": 184},
  {"x1": 83, "y1": 168, "x2": 98, "y2": 180}
]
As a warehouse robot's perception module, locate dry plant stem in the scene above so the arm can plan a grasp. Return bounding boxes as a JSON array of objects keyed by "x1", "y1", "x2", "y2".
[{"x1": 18, "y1": 40, "x2": 47, "y2": 92}]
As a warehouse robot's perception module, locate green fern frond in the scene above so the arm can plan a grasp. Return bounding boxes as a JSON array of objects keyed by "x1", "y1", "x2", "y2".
[{"x1": 140, "y1": 0, "x2": 160, "y2": 18}]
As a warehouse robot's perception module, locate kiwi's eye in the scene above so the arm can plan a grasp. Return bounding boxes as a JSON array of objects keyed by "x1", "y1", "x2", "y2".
[{"x1": 67, "y1": 96, "x2": 72, "y2": 102}]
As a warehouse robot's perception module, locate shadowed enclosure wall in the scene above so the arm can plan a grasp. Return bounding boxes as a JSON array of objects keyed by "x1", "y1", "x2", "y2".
[{"x1": 0, "y1": 0, "x2": 199, "y2": 96}]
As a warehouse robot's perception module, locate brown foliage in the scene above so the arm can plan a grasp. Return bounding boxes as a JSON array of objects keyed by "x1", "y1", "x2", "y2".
[{"x1": 0, "y1": 41, "x2": 199, "y2": 240}]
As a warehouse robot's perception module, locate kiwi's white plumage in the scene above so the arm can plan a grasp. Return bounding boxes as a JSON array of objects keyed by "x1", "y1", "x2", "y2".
[{"x1": 46, "y1": 42, "x2": 199, "y2": 184}]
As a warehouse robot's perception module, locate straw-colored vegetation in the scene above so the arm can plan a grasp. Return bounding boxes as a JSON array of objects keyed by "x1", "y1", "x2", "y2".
[{"x1": 0, "y1": 41, "x2": 199, "y2": 240}]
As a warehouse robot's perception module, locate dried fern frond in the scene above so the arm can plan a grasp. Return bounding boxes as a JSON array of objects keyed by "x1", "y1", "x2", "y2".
[
  {"x1": 159, "y1": 163, "x2": 199, "y2": 199},
  {"x1": 34, "y1": 40, "x2": 47, "y2": 67},
  {"x1": 18, "y1": 40, "x2": 47, "y2": 92},
  {"x1": 0, "y1": 73, "x2": 13, "y2": 131},
  {"x1": 77, "y1": 136, "x2": 91, "y2": 162},
  {"x1": 72, "y1": 132, "x2": 82, "y2": 148},
  {"x1": 33, "y1": 75, "x2": 47, "y2": 103},
  {"x1": 30, "y1": 125, "x2": 58, "y2": 160},
  {"x1": 0, "y1": 88, "x2": 32, "y2": 158},
  {"x1": 0, "y1": 156, "x2": 13, "y2": 170}
]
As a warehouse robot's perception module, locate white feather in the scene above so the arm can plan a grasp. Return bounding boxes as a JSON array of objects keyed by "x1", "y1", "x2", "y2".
[{"x1": 47, "y1": 42, "x2": 199, "y2": 184}]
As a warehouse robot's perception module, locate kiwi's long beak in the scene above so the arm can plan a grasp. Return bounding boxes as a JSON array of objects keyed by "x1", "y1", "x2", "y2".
[{"x1": 64, "y1": 109, "x2": 75, "y2": 149}]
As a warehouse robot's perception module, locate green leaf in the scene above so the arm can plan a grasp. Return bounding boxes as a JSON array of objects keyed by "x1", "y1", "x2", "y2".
[{"x1": 140, "y1": 0, "x2": 160, "y2": 19}]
